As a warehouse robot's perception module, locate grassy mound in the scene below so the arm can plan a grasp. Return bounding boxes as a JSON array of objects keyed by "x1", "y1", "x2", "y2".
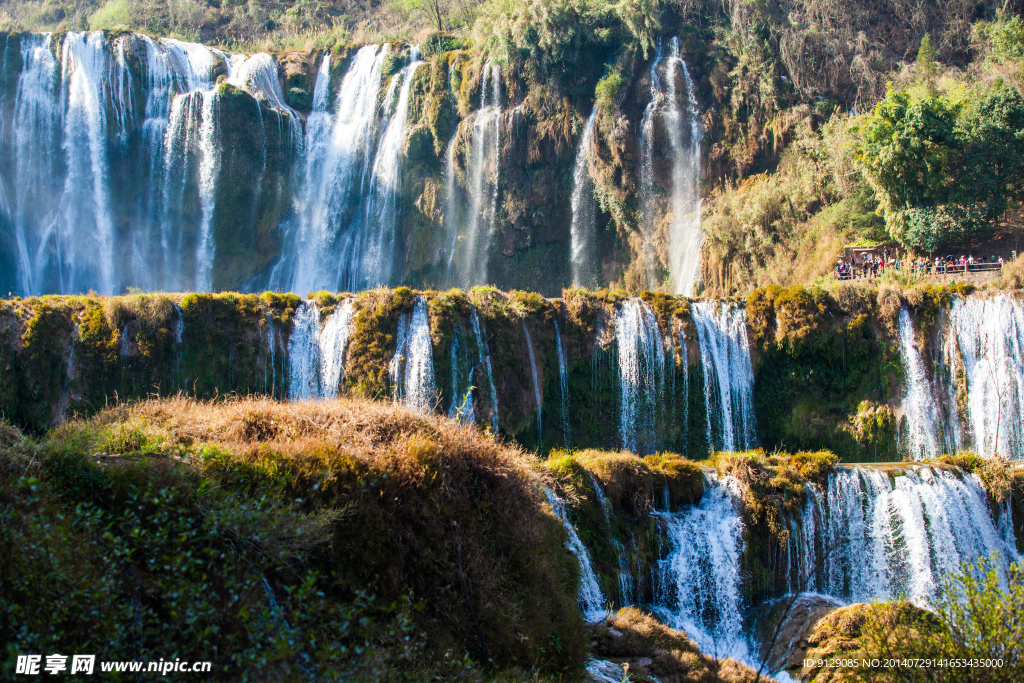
[
  {"x1": 0, "y1": 397, "x2": 586, "y2": 680},
  {"x1": 591, "y1": 607, "x2": 766, "y2": 682}
]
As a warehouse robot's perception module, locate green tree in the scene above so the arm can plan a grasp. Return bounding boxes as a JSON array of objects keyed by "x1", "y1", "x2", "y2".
[
  {"x1": 859, "y1": 82, "x2": 1024, "y2": 251},
  {"x1": 917, "y1": 32, "x2": 938, "y2": 78},
  {"x1": 858, "y1": 87, "x2": 958, "y2": 248}
]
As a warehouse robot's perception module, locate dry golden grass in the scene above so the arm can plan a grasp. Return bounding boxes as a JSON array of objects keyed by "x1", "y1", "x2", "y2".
[
  {"x1": 39, "y1": 396, "x2": 587, "y2": 673},
  {"x1": 72, "y1": 394, "x2": 544, "y2": 476},
  {"x1": 592, "y1": 607, "x2": 768, "y2": 682}
]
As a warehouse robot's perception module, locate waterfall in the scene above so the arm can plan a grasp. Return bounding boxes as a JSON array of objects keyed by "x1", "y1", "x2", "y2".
[
  {"x1": 638, "y1": 37, "x2": 704, "y2": 293},
  {"x1": 554, "y1": 318, "x2": 571, "y2": 447},
  {"x1": 897, "y1": 307, "x2": 943, "y2": 459},
  {"x1": 358, "y1": 50, "x2": 424, "y2": 288},
  {"x1": 470, "y1": 308, "x2": 500, "y2": 433},
  {"x1": 947, "y1": 294, "x2": 1024, "y2": 459},
  {"x1": 281, "y1": 45, "x2": 388, "y2": 295},
  {"x1": 11, "y1": 33, "x2": 60, "y2": 296},
  {"x1": 288, "y1": 302, "x2": 323, "y2": 399},
  {"x1": 60, "y1": 32, "x2": 118, "y2": 295},
  {"x1": 6, "y1": 31, "x2": 234, "y2": 295},
  {"x1": 813, "y1": 466, "x2": 1020, "y2": 604},
  {"x1": 665, "y1": 38, "x2": 704, "y2": 296},
  {"x1": 390, "y1": 297, "x2": 436, "y2": 412},
  {"x1": 447, "y1": 327, "x2": 476, "y2": 423},
  {"x1": 678, "y1": 325, "x2": 690, "y2": 449},
  {"x1": 653, "y1": 474, "x2": 748, "y2": 661},
  {"x1": 452, "y1": 63, "x2": 501, "y2": 289},
  {"x1": 616, "y1": 298, "x2": 665, "y2": 455},
  {"x1": 286, "y1": 299, "x2": 356, "y2": 400},
  {"x1": 638, "y1": 39, "x2": 665, "y2": 288},
  {"x1": 173, "y1": 304, "x2": 186, "y2": 389},
  {"x1": 230, "y1": 53, "x2": 295, "y2": 114},
  {"x1": 319, "y1": 300, "x2": 356, "y2": 398},
  {"x1": 194, "y1": 90, "x2": 221, "y2": 292},
  {"x1": 443, "y1": 130, "x2": 460, "y2": 285},
  {"x1": 545, "y1": 489, "x2": 607, "y2": 623},
  {"x1": 570, "y1": 108, "x2": 599, "y2": 288},
  {"x1": 692, "y1": 301, "x2": 757, "y2": 452},
  {"x1": 522, "y1": 319, "x2": 543, "y2": 445}
]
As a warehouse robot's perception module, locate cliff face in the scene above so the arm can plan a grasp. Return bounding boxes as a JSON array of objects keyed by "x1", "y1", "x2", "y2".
[
  {"x1": 0, "y1": 0, "x2": 999, "y2": 299},
  {"x1": 0, "y1": 282, "x2": 1006, "y2": 466}
]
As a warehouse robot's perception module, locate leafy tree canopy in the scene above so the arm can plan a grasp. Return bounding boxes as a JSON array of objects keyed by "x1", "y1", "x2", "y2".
[{"x1": 858, "y1": 83, "x2": 1024, "y2": 251}]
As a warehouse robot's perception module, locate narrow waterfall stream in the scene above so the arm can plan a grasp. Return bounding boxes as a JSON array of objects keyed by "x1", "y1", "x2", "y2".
[
  {"x1": 897, "y1": 306, "x2": 943, "y2": 459},
  {"x1": 554, "y1": 318, "x2": 571, "y2": 447},
  {"x1": 692, "y1": 301, "x2": 757, "y2": 452},
  {"x1": 470, "y1": 307, "x2": 500, "y2": 433},
  {"x1": 616, "y1": 298, "x2": 666, "y2": 454},
  {"x1": 288, "y1": 301, "x2": 323, "y2": 399},
  {"x1": 389, "y1": 297, "x2": 436, "y2": 411},
  {"x1": 287, "y1": 300, "x2": 356, "y2": 400},
  {"x1": 570, "y1": 108, "x2": 599, "y2": 288},
  {"x1": 452, "y1": 62, "x2": 502, "y2": 289},
  {"x1": 664, "y1": 38, "x2": 704, "y2": 296},
  {"x1": 639, "y1": 39, "x2": 665, "y2": 287},
  {"x1": 522, "y1": 319, "x2": 543, "y2": 446},
  {"x1": 545, "y1": 488, "x2": 608, "y2": 623}
]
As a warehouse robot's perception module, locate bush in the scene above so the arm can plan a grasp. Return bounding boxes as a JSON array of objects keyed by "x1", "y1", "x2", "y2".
[{"x1": 803, "y1": 553, "x2": 1024, "y2": 683}]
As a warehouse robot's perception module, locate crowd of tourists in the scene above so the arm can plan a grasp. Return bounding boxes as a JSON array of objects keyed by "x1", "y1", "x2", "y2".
[{"x1": 834, "y1": 251, "x2": 1005, "y2": 280}]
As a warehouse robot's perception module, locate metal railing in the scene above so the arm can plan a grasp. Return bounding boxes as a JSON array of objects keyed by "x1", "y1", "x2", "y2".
[{"x1": 833, "y1": 262, "x2": 1003, "y2": 281}]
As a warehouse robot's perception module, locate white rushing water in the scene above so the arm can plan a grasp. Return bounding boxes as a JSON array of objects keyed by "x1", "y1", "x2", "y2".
[
  {"x1": 897, "y1": 306, "x2": 944, "y2": 459},
  {"x1": 554, "y1": 318, "x2": 571, "y2": 447},
  {"x1": 470, "y1": 308, "x2": 500, "y2": 433},
  {"x1": 281, "y1": 45, "x2": 390, "y2": 294},
  {"x1": 287, "y1": 299, "x2": 356, "y2": 400},
  {"x1": 947, "y1": 294, "x2": 1024, "y2": 459},
  {"x1": 638, "y1": 36, "x2": 704, "y2": 293},
  {"x1": 799, "y1": 466, "x2": 1020, "y2": 604},
  {"x1": 288, "y1": 302, "x2": 323, "y2": 399},
  {"x1": 451, "y1": 63, "x2": 502, "y2": 289},
  {"x1": 653, "y1": 474, "x2": 748, "y2": 661},
  {"x1": 6, "y1": 31, "x2": 245, "y2": 295},
  {"x1": 358, "y1": 49, "x2": 424, "y2": 288},
  {"x1": 893, "y1": 294, "x2": 1024, "y2": 460},
  {"x1": 692, "y1": 301, "x2": 757, "y2": 453},
  {"x1": 545, "y1": 488, "x2": 607, "y2": 623},
  {"x1": 664, "y1": 38, "x2": 704, "y2": 296},
  {"x1": 522, "y1": 319, "x2": 543, "y2": 446},
  {"x1": 569, "y1": 108, "x2": 599, "y2": 288},
  {"x1": 616, "y1": 298, "x2": 666, "y2": 454},
  {"x1": 318, "y1": 299, "x2": 357, "y2": 398},
  {"x1": 389, "y1": 296, "x2": 436, "y2": 412}
]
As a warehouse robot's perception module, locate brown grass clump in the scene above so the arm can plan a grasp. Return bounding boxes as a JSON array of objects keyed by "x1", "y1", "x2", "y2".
[
  {"x1": 592, "y1": 607, "x2": 766, "y2": 682},
  {"x1": 551, "y1": 449, "x2": 705, "y2": 517},
  {"x1": 716, "y1": 450, "x2": 837, "y2": 543},
  {"x1": 797, "y1": 602, "x2": 939, "y2": 682},
  {"x1": 934, "y1": 451, "x2": 1014, "y2": 503},
  {"x1": 988, "y1": 255, "x2": 1024, "y2": 290},
  {"x1": 44, "y1": 396, "x2": 587, "y2": 673}
]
